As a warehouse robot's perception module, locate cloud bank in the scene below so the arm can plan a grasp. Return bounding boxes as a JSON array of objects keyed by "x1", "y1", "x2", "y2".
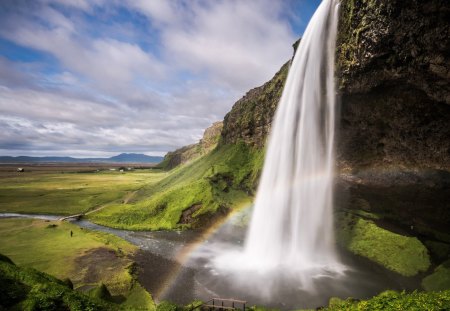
[{"x1": 0, "y1": 0, "x2": 317, "y2": 157}]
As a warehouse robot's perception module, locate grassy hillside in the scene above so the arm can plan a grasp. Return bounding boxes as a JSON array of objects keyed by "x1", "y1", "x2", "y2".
[
  {"x1": 88, "y1": 142, "x2": 263, "y2": 230},
  {"x1": 0, "y1": 253, "x2": 111, "y2": 310},
  {"x1": 0, "y1": 218, "x2": 154, "y2": 310}
]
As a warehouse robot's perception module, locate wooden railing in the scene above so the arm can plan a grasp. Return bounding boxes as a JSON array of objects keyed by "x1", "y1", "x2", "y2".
[{"x1": 190, "y1": 298, "x2": 247, "y2": 311}]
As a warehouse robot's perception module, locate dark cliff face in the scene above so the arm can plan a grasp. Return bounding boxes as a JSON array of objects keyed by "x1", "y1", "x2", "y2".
[
  {"x1": 336, "y1": 0, "x2": 450, "y2": 170},
  {"x1": 220, "y1": 62, "x2": 289, "y2": 148},
  {"x1": 335, "y1": 0, "x2": 450, "y2": 240}
]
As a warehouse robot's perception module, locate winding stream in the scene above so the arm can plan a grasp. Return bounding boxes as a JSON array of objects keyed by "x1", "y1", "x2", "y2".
[{"x1": 0, "y1": 212, "x2": 420, "y2": 310}]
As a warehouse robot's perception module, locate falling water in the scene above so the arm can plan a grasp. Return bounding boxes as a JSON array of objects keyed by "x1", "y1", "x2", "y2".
[
  {"x1": 245, "y1": 0, "x2": 341, "y2": 270},
  {"x1": 243, "y1": 0, "x2": 341, "y2": 272},
  {"x1": 214, "y1": 0, "x2": 342, "y2": 282}
]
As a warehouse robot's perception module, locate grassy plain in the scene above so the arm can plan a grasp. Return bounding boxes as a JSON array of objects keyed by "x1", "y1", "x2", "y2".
[
  {"x1": 0, "y1": 164, "x2": 167, "y2": 215},
  {"x1": 0, "y1": 217, "x2": 154, "y2": 309}
]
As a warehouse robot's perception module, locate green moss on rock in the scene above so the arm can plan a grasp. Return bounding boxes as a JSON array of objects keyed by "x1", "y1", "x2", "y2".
[
  {"x1": 422, "y1": 260, "x2": 450, "y2": 291},
  {"x1": 89, "y1": 283, "x2": 113, "y2": 302},
  {"x1": 337, "y1": 213, "x2": 430, "y2": 276}
]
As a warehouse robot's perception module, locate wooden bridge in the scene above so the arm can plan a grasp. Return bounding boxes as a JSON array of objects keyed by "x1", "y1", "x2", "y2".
[
  {"x1": 190, "y1": 298, "x2": 247, "y2": 311},
  {"x1": 59, "y1": 213, "x2": 84, "y2": 221}
]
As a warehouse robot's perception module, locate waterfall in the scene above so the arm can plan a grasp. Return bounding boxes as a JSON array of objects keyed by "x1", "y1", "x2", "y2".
[
  {"x1": 207, "y1": 0, "x2": 342, "y2": 280},
  {"x1": 242, "y1": 0, "x2": 341, "y2": 271}
]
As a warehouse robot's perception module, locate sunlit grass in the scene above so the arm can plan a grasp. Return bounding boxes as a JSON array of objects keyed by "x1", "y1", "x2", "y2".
[{"x1": 0, "y1": 170, "x2": 167, "y2": 215}]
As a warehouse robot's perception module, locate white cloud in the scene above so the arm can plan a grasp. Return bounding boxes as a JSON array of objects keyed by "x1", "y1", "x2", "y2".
[
  {"x1": 0, "y1": 0, "x2": 300, "y2": 156},
  {"x1": 139, "y1": 0, "x2": 295, "y2": 91}
]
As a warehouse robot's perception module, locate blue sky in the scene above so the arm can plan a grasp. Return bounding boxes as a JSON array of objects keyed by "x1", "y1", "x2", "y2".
[{"x1": 0, "y1": 0, "x2": 321, "y2": 157}]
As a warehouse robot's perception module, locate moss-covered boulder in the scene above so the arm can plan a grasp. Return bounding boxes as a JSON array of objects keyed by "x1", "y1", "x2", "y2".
[
  {"x1": 89, "y1": 283, "x2": 113, "y2": 302},
  {"x1": 422, "y1": 260, "x2": 450, "y2": 291},
  {"x1": 337, "y1": 213, "x2": 430, "y2": 276}
]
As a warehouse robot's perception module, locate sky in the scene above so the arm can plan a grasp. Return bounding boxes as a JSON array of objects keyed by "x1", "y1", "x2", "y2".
[{"x1": 0, "y1": 0, "x2": 321, "y2": 158}]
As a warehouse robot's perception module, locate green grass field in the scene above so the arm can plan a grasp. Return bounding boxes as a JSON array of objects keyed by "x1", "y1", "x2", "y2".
[
  {"x1": 0, "y1": 218, "x2": 154, "y2": 309},
  {"x1": 0, "y1": 168, "x2": 167, "y2": 215}
]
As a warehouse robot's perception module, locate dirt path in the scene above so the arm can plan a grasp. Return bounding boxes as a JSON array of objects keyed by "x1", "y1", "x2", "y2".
[{"x1": 62, "y1": 190, "x2": 138, "y2": 220}]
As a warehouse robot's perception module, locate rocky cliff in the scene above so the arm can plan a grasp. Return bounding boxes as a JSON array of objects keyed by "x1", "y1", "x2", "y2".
[
  {"x1": 160, "y1": 121, "x2": 223, "y2": 169},
  {"x1": 336, "y1": 0, "x2": 450, "y2": 170},
  {"x1": 220, "y1": 62, "x2": 289, "y2": 148}
]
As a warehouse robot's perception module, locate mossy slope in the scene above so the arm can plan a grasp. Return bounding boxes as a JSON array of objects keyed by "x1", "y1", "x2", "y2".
[
  {"x1": 89, "y1": 143, "x2": 263, "y2": 230},
  {"x1": 0, "y1": 254, "x2": 110, "y2": 310},
  {"x1": 337, "y1": 212, "x2": 430, "y2": 276}
]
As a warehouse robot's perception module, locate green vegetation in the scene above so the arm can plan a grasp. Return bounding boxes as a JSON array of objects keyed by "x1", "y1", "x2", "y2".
[
  {"x1": 155, "y1": 291, "x2": 450, "y2": 311},
  {"x1": 0, "y1": 253, "x2": 110, "y2": 310},
  {"x1": 88, "y1": 283, "x2": 113, "y2": 301},
  {"x1": 318, "y1": 290, "x2": 450, "y2": 310},
  {"x1": 0, "y1": 169, "x2": 166, "y2": 215},
  {"x1": 423, "y1": 260, "x2": 450, "y2": 292},
  {"x1": 337, "y1": 212, "x2": 430, "y2": 276},
  {"x1": 0, "y1": 218, "x2": 155, "y2": 309},
  {"x1": 89, "y1": 143, "x2": 262, "y2": 230}
]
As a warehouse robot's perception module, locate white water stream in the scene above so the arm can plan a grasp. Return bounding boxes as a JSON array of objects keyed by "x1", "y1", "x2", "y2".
[{"x1": 214, "y1": 0, "x2": 343, "y2": 285}]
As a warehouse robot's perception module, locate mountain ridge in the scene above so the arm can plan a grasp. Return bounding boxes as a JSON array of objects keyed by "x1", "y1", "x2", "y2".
[{"x1": 0, "y1": 153, "x2": 163, "y2": 164}]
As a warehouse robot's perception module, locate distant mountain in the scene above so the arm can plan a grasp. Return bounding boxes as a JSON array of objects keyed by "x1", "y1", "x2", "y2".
[
  {"x1": 0, "y1": 153, "x2": 163, "y2": 164},
  {"x1": 107, "y1": 153, "x2": 163, "y2": 163}
]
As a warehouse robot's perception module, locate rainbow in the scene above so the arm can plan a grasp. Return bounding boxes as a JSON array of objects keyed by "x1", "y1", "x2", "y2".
[{"x1": 153, "y1": 203, "x2": 251, "y2": 301}]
